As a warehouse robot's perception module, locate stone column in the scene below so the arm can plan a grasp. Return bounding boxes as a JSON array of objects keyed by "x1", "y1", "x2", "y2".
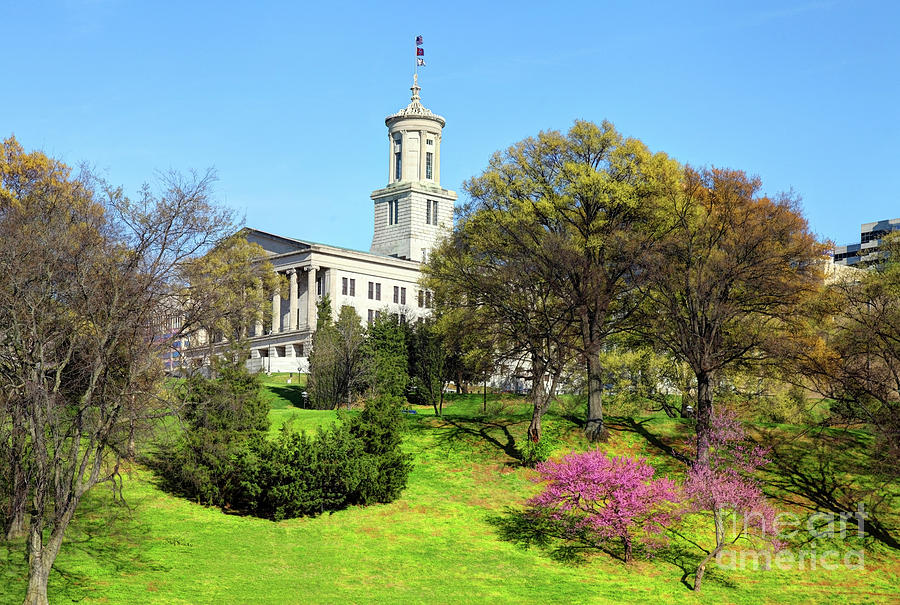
[
  {"x1": 288, "y1": 269, "x2": 298, "y2": 331},
  {"x1": 434, "y1": 133, "x2": 441, "y2": 185},
  {"x1": 419, "y1": 129, "x2": 427, "y2": 182},
  {"x1": 254, "y1": 280, "x2": 264, "y2": 336},
  {"x1": 388, "y1": 133, "x2": 395, "y2": 182},
  {"x1": 328, "y1": 268, "x2": 339, "y2": 319},
  {"x1": 305, "y1": 266, "x2": 319, "y2": 331},
  {"x1": 271, "y1": 281, "x2": 281, "y2": 334}
]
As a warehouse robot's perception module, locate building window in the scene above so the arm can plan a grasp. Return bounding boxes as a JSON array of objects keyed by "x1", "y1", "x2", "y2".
[
  {"x1": 342, "y1": 277, "x2": 348, "y2": 295},
  {"x1": 349, "y1": 278, "x2": 355, "y2": 296},
  {"x1": 368, "y1": 281, "x2": 374, "y2": 299},
  {"x1": 418, "y1": 290, "x2": 424, "y2": 308},
  {"x1": 393, "y1": 285, "x2": 399, "y2": 303},
  {"x1": 426, "y1": 200, "x2": 438, "y2": 225},
  {"x1": 425, "y1": 152, "x2": 433, "y2": 180},
  {"x1": 368, "y1": 309, "x2": 374, "y2": 325},
  {"x1": 316, "y1": 276, "x2": 323, "y2": 296},
  {"x1": 425, "y1": 291, "x2": 433, "y2": 308},
  {"x1": 426, "y1": 138, "x2": 433, "y2": 146},
  {"x1": 395, "y1": 152, "x2": 402, "y2": 180},
  {"x1": 388, "y1": 200, "x2": 400, "y2": 225},
  {"x1": 375, "y1": 283, "x2": 381, "y2": 300},
  {"x1": 297, "y1": 343, "x2": 304, "y2": 356},
  {"x1": 400, "y1": 287, "x2": 406, "y2": 305}
]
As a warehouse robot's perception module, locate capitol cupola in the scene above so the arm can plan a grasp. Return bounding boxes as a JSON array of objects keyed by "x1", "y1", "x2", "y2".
[
  {"x1": 384, "y1": 74, "x2": 446, "y2": 186},
  {"x1": 370, "y1": 75, "x2": 457, "y2": 262}
]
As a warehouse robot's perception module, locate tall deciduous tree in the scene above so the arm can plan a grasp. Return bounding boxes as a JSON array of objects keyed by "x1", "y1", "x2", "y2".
[
  {"x1": 179, "y1": 232, "x2": 280, "y2": 366},
  {"x1": 408, "y1": 319, "x2": 446, "y2": 416},
  {"x1": 459, "y1": 121, "x2": 678, "y2": 441},
  {"x1": 426, "y1": 216, "x2": 573, "y2": 441},
  {"x1": 0, "y1": 136, "x2": 235, "y2": 605},
  {"x1": 642, "y1": 166, "x2": 825, "y2": 463}
]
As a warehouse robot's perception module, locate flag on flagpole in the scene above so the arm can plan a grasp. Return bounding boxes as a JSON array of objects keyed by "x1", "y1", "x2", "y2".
[
  {"x1": 417, "y1": 58, "x2": 425, "y2": 66},
  {"x1": 416, "y1": 35, "x2": 423, "y2": 46},
  {"x1": 416, "y1": 47, "x2": 424, "y2": 56}
]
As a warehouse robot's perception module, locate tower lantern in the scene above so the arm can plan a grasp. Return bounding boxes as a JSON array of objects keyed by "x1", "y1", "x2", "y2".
[{"x1": 370, "y1": 75, "x2": 457, "y2": 261}]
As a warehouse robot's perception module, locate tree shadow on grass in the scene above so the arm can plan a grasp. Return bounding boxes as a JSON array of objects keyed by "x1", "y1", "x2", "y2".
[
  {"x1": 430, "y1": 416, "x2": 524, "y2": 463},
  {"x1": 486, "y1": 506, "x2": 733, "y2": 591},
  {"x1": 0, "y1": 479, "x2": 164, "y2": 605},
  {"x1": 756, "y1": 425, "x2": 900, "y2": 550},
  {"x1": 605, "y1": 416, "x2": 692, "y2": 470},
  {"x1": 485, "y1": 507, "x2": 621, "y2": 564},
  {"x1": 267, "y1": 385, "x2": 306, "y2": 408}
]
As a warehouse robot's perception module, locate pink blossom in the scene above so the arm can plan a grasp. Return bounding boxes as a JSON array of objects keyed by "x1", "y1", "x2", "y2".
[{"x1": 528, "y1": 450, "x2": 679, "y2": 561}]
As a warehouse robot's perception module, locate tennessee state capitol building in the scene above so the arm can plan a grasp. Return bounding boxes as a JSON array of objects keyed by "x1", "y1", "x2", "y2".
[{"x1": 240, "y1": 76, "x2": 456, "y2": 373}]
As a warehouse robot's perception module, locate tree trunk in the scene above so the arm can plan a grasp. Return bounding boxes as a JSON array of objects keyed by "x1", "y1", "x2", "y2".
[
  {"x1": 23, "y1": 564, "x2": 50, "y2": 605},
  {"x1": 623, "y1": 535, "x2": 633, "y2": 563},
  {"x1": 483, "y1": 377, "x2": 487, "y2": 413},
  {"x1": 695, "y1": 370, "x2": 713, "y2": 464},
  {"x1": 584, "y1": 354, "x2": 606, "y2": 442},
  {"x1": 4, "y1": 491, "x2": 26, "y2": 540},
  {"x1": 23, "y1": 495, "x2": 79, "y2": 605},
  {"x1": 4, "y1": 432, "x2": 28, "y2": 540},
  {"x1": 694, "y1": 506, "x2": 725, "y2": 591},
  {"x1": 125, "y1": 414, "x2": 137, "y2": 461},
  {"x1": 439, "y1": 388, "x2": 444, "y2": 417}
]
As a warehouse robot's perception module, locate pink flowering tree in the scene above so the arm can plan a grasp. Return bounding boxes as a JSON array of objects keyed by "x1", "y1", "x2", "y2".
[
  {"x1": 528, "y1": 451, "x2": 679, "y2": 562},
  {"x1": 685, "y1": 409, "x2": 781, "y2": 591}
]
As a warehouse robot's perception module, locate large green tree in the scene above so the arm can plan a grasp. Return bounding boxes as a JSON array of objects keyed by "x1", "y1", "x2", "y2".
[
  {"x1": 427, "y1": 214, "x2": 574, "y2": 441},
  {"x1": 449, "y1": 120, "x2": 677, "y2": 441}
]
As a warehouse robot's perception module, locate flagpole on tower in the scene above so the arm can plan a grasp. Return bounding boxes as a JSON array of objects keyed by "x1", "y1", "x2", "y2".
[{"x1": 415, "y1": 34, "x2": 424, "y2": 87}]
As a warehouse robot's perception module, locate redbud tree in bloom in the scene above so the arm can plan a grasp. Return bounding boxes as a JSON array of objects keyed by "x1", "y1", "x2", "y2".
[
  {"x1": 685, "y1": 409, "x2": 781, "y2": 591},
  {"x1": 528, "y1": 451, "x2": 678, "y2": 562}
]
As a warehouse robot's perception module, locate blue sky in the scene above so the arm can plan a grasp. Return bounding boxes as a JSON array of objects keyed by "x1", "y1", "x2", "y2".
[{"x1": 3, "y1": 1, "x2": 898, "y2": 248}]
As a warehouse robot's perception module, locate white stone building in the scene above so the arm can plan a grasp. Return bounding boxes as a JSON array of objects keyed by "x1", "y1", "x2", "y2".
[{"x1": 241, "y1": 77, "x2": 456, "y2": 373}]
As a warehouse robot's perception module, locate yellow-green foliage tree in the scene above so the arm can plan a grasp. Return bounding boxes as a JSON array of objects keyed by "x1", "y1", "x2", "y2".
[
  {"x1": 180, "y1": 231, "x2": 281, "y2": 366},
  {"x1": 444, "y1": 120, "x2": 679, "y2": 441}
]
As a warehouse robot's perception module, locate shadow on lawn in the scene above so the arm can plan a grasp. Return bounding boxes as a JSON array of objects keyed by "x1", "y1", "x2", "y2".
[
  {"x1": 485, "y1": 507, "x2": 732, "y2": 590},
  {"x1": 0, "y1": 480, "x2": 162, "y2": 605},
  {"x1": 605, "y1": 416, "x2": 692, "y2": 469},
  {"x1": 757, "y1": 426, "x2": 900, "y2": 550},
  {"x1": 267, "y1": 385, "x2": 306, "y2": 408},
  {"x1": 486, "y1": 506, "x2": 620, "y2": 564},
  {"x1": 432, "y1": 416, "x2": 524, "y2": 463}
]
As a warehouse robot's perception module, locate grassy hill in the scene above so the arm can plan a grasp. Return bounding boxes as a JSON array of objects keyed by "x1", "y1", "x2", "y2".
[{"x1": 1, "y1": 376, "x2": 897, "y2": 604}]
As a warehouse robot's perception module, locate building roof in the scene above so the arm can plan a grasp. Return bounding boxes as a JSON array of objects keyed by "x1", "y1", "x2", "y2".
[{"x1": 385, "y1": 76, "x2": 445, "y2": 127}]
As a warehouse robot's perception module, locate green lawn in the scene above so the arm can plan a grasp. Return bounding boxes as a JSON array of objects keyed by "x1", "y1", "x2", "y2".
[{"x1": 1, "y1": 381, "x2": 898, "y2": 604}]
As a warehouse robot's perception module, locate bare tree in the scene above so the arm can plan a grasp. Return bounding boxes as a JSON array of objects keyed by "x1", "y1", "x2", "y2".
[{"x1": 0, "y1": 136, "x2": 235, "y2": 605}]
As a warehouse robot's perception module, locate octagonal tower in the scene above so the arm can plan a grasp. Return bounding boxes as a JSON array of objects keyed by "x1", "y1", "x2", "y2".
[{"x1": 370, "y1": 75, "x2": 456, "y2": 261}]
